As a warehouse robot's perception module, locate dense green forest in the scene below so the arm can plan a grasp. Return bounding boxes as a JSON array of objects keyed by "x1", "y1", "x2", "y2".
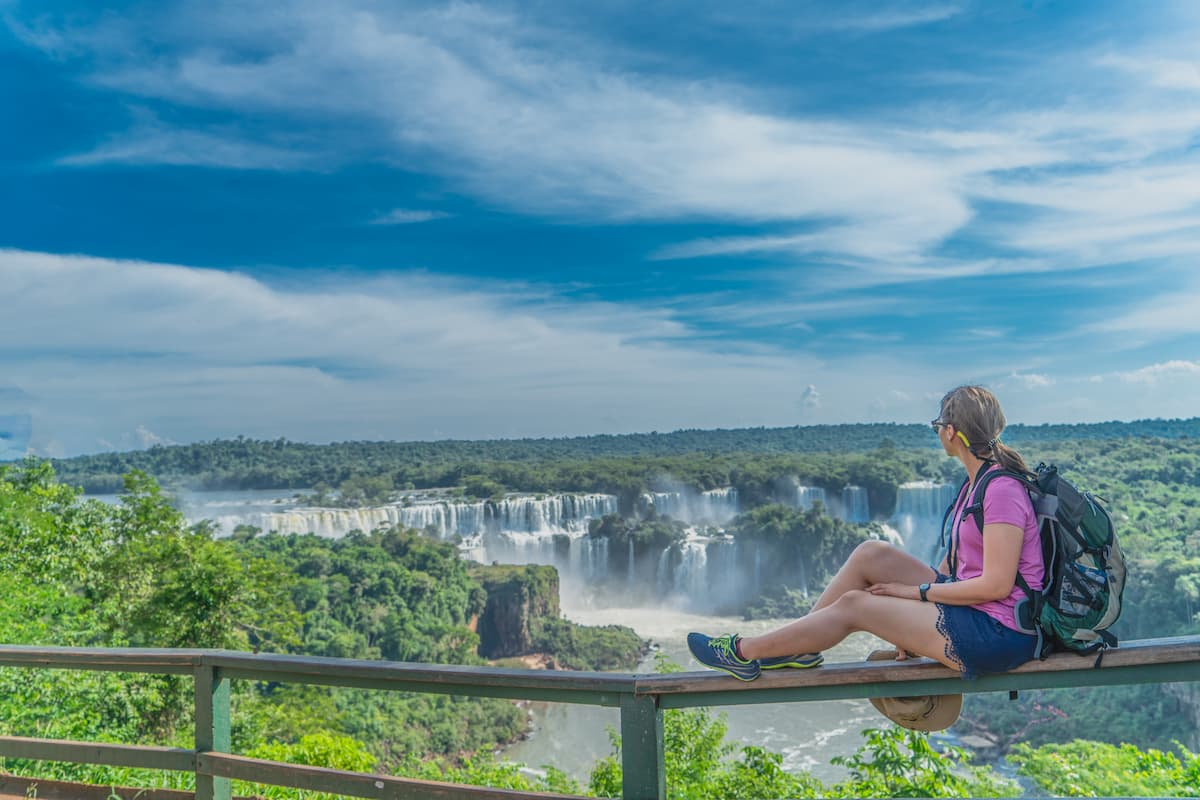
[
  {"x1": 5, "y1": 419, "x2": 1200, "y2": 796},
  {"x1": 42, "y1": 417, "x2": 1200, "y2": 494},
  {"x1": 0, "y1": 461, "x2": 642, "y2": 780}
]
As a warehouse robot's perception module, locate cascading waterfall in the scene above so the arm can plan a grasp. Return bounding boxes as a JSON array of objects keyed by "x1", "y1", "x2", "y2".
[
  {"x1": 889, "y1": 481, "x2": 959, "y2": 564},
  {"x1": 794, "y1": 485, "x2": 828, "y2": 510},
  {"x1": 217, "y1": 493, "x2": 618, "y2": 540},
  {"x1": 840, "y1": 485, "x2": 871, "y2": 523},
  {"x1": 640, "y1": 488, "x2": 740, "y2": 524},
  {"x1": 170, "y1": 480, "x2": 924, "y2": 614}
]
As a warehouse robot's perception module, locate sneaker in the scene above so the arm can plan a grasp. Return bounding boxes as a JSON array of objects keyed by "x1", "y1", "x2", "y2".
[
  {"x1": 687, "y1": 632, "x2": 761, "y2": 681},
  {"x1": 760, "y1": 652, "x2": 824, "y2": 670}
]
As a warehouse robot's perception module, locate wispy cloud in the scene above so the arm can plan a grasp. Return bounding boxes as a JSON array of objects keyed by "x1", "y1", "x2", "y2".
[
  {"x1": 3, "y1": 248, "x2": 985, "y2": 453},
  {"x1": 368, "y1": 209, "x2": 450, "y2": 225},
  {"x1": 14, "y1": 1, "x2": 1200, "y2": 288},
  {"x1": 1100, "y1": 54, "x2": 1200, "y2": 92},
  {"x1": 1110, "y1": 360, "x2": 1200, "y2": 385},
  {"x1": 817, "y1": 5, "x2": 962, "y2": 33}
]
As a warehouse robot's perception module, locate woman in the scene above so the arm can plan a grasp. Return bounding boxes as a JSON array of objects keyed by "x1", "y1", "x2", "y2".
[{"x1": 688, "y1": 385, "x2": 1044, "y2": 681}]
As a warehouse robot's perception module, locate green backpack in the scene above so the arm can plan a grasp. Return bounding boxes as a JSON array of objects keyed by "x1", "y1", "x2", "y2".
[{"x1": 949, "y1": 462, "x2": 1126, "y2": 660}]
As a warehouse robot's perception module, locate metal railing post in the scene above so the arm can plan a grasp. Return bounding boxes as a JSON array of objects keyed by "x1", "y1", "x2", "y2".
[
  {"x1": 619, "y1": 692, "x2": 665, "y2": 800},
  {"x1": 194, "y1": 662, "x2": 232, "y2": 800}
]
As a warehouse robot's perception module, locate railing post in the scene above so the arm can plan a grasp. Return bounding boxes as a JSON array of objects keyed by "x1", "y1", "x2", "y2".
[
  {"x1": 194, "y1": 662, "x2": 231, "y2": 800},
  {"x1": 619, "y1": 692, "x2": 665, "y2": 800}
]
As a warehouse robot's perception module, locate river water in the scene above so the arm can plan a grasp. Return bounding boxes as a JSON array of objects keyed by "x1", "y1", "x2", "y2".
[{"x1": 500, "y1": 602, "x2": 895, "y2": 784}]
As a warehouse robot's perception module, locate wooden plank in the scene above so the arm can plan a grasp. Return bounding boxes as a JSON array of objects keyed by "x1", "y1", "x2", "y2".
[
  {"x1": 0, "y1": 775, "x2": 196, "y2": 800},
  {"x1": 205, "y1": 652, "x2": 636, "y2": 700},
  {"x1": 0, "y1": 735, "x2": 194, "y2": 772},
  {"x1": 0, "y1": 645, "x2": 203, "y2": 674},
  {"x1": 198, "y1": 752, "x2": 589, "y2": 800},
  {"x1": 639, "y1": 635, "x2": 1200, "y2": 698},
  {"x1": 644, "y1": 638, "x2": 1200, "y2": 709}
]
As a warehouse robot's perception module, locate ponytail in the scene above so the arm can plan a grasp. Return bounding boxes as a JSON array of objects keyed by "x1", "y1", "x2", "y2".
[{"x1": 991, "y1": 441, "x2": 1030, "y2": 476}]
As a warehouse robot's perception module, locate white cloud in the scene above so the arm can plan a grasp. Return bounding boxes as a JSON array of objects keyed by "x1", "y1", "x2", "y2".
[
  {"x1": 25, "y1": 2, "x2": 975, "y2": 264},
  {"x1": 1110, "y1": 360, "x2": 1200, "y2": 385},
  {"x1": 1090, "y1": 288, "x2": 1200, "y2": 339},
  {"x1": 135, "y1": 424, "x2": 175, "y2": 448},
  {"x1": 1, "y1": 248, "x2": 979, "y2": 454},
  {"x1": 816, "y1": 5, "x2": 962, "y2": 33},
  {"x1": 1004, "y1": 372, "x2": 1054, "y2": 390},
  {"x1": 1100, "y1": 54, "x2": 1200, "y2": 92},
  {"x1": 11, "y1": 1, "x2": 1200, "y2": 293},
  {"x1": 369, "y1": 209, "x2": 450, "y2": 225}
]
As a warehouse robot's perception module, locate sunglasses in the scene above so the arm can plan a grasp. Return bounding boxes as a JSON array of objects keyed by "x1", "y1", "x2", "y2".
[{"x1": 930, "y1": 418, "x2": 950, "y2": 432}]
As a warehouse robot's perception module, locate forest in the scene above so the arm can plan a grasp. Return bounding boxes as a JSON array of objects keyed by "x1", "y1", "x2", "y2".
[{"x1": 4, "y1": 419, "x2": 1200, "y2": 796}]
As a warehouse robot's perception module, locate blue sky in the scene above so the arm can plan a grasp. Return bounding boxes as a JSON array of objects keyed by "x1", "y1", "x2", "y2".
[{"x1": 2, "y1": 0, "x2": 1200, "y2": 456}]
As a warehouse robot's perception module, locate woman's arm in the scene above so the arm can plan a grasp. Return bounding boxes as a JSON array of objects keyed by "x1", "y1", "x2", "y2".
[{"x1": 868, "y1": 523, "x2": 1023, "y2": 604}]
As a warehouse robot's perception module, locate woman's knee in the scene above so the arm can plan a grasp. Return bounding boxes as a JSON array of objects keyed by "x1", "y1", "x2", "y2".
[
  {"x1": 850, "y1": 539, "x2": 896, "y2": 567},
  {"x1": 832, "y1": 588, "x2": 873, "y2": 617}
]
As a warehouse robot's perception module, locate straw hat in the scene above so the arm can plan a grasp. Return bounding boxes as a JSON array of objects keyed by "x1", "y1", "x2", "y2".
[{"x1": 866, "y1": 649, "x2": 962, "y2": 732}]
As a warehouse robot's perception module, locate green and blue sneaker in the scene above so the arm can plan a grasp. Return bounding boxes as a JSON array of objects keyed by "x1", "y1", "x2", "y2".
[
  {"x1": 760, "y1": 652, "x2": 824, "y2": 670},
  {"x1": 687, "y1": 632, "x2": 760, "y2": 681}
]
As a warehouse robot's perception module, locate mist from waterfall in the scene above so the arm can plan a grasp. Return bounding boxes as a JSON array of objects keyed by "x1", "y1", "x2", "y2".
[
  {"x1": 888, "y1": 481, "x2": 959, "y2": 565},
  {"x1": 100, "y1": 479, "x2": 974, "y2": 614}
]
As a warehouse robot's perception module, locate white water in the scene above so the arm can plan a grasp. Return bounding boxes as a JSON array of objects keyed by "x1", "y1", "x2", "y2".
[
  {"x1": 794, "y1": 485, "x2": 828, "y2": 511},
  {"x1": 641, "y1": 487, "x2": 741, "y2": 525},
  {"x1": 501, "y1": 604, "x2": 896, "y2": 783},
  {"x1": 841, "y1": 485, "x2": 871, "y2": 523},
  {"x1": 889, "y1": 481, "x2": 959, "y2": 565}
]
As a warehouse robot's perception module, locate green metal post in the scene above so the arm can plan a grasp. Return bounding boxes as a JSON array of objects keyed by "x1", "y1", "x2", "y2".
[
  {"x1": 619, "y1": 693, "x2": 665, "y2": 800},
  {"x1": 195, "y1": 664, "x2": 232, "y2": 800}
]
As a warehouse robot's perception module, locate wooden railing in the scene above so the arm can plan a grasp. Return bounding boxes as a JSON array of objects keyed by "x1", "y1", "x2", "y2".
[{"x1": 0, "y1": 637, "x2": 1198, "y2": 800}]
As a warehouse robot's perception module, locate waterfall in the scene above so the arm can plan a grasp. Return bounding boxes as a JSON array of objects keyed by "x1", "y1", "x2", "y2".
[
  {"x1": 215, "y1": 493, "x2": 619, "y2": 541},
  {"x1": 794, "y1": 485, "x2": 828, "y2": 511},
  {"x1": 840, "y1": 485, "x2": 871, "y2": 522},
  {"x1": 890, "y1": 481, "x2": 960, "y2": 564},
  {"x1": 627, "y1": 537, "x2": 636, "y2": 587},
  {"x1": 640, "y1": 487, "x2": 739, "y2": 524},
  {"x1": 673, "y1": 540, "x2": 709, "y2": 600}
]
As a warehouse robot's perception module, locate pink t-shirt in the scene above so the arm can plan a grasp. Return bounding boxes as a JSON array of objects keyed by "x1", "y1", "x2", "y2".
[{"x1": 948, "y1": 466, "x2": 1044, "y2": 632}]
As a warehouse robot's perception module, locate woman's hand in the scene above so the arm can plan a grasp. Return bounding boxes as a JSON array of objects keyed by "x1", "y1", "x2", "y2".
[{"x1": 866, "y1": 582, "x2": 920, "y2": 600}]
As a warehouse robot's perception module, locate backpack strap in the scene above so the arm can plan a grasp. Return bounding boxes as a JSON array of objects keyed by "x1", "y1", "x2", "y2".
[
  {"x1": 951, "y1": 464, "x2": 1036, "y2": 581},
  {"x1": 964, "y1": 464, "x2": 1034, "y2": 535},
  {"x1": 939, "y1": 475, "x2": 971, "y2": 571}
]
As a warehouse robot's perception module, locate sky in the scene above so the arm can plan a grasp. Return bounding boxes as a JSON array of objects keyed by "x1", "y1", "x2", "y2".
[{"x1": 2, "y1": 0, "x2": 1200, "y2": 457}]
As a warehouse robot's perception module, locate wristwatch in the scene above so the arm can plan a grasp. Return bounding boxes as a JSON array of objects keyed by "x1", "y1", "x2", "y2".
[{"x1": 919, "y1": 583, "x2": 931, "y2": 602}]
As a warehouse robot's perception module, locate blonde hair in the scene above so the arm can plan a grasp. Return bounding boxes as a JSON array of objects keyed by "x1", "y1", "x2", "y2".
[{"x1": 939, "y1": 385, "x2": 1030, "y2": 475}]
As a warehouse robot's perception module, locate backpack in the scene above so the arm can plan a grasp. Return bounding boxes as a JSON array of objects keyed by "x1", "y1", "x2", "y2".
[{"x1": 942, "y1": 462, "x2": 1126, "y2": 661}]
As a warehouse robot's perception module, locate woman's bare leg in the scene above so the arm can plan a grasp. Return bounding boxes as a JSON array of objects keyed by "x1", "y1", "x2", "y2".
[
  {"x1": 738, "y1": 590, "x2": 958, "y2": 670},
  {"x1": 810, "y1": 540, "x2": 938, "y2": 613}
]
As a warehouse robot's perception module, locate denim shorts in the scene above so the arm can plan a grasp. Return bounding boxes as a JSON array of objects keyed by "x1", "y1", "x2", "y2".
[{"x1": 933, "y1": 574, "x2": 1037, "y2": 679}]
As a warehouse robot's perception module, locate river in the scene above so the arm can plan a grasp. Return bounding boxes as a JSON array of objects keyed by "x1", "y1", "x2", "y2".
[{"x1": 500, "y1": 602, "x2": 902, "y2": 784}]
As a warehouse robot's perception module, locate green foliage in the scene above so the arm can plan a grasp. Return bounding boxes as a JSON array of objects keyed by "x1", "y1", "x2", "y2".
[
  {"x1": 235, "y1": 733, "x2": 378, "y2": 800},
  {"x1": 1010, "y1": 740, "x2": 1200, "y2": 797},
  {"x1": 530, "y1": 618, "x2": 645, "y2": 671},
  {"x1": 961, "y1": 684, "x2": 1197, "y2": 756},
  {"x1": 742, "y1": 585, "x2": 815, "y2": 620},
  {"x1": 588, "y1": 656, "x2": 1011, "y2": 799},
  {"x1": 395, "y1": 751, "x2": 580, "y2": 796},
  {"x1": 47, "y1": 420, "x2": 1200, "y2": 494},
  {"x1": 828, "y1": 728, "x2": 1016, "y2": 798},
  {"x1": 730, "y1": 503, "x2": 872, "y2": 594}
]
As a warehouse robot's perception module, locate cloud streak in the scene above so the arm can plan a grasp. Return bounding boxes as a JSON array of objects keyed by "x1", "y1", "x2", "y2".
[{"x1": 12, "y1": 1, "x2": 1200, "y2": 287}]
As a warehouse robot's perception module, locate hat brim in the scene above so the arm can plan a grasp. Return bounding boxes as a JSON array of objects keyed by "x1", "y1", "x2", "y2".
[{"x1": 866, "y1": 649, "x2": 962, "y2": 732}]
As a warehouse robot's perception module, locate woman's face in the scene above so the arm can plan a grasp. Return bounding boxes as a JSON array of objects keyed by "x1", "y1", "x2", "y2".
[{"x1": 932, "y1": 411, "x2": 954, "y2": 455}]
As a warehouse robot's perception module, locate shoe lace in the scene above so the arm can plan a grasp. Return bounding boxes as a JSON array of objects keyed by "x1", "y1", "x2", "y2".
[{"x1": 712, "y1": 635, "x2": 738, "y2": 659}]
